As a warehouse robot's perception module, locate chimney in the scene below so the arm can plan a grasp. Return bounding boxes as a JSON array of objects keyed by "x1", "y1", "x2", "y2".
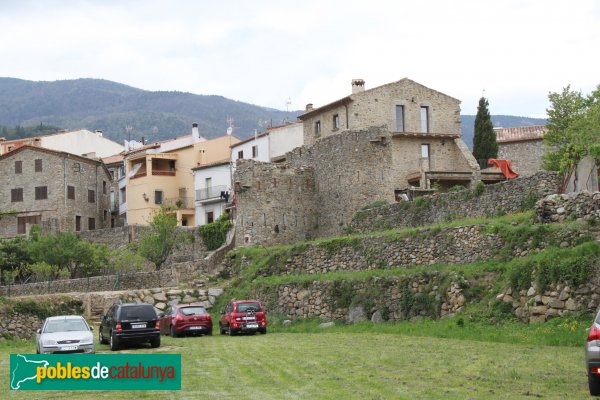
[
  {"x1": 305, "y1": 103, "x2": 313, "y2": 112},
  {"x1": 95, "y1": 130, "x2": 103, "y2": 137},
  {"x1": 351, "y1": 79, "x2": 365, "y2": 94},
  {"x1": 192, "y1": 122, "x2": 200, "y2": 141}
]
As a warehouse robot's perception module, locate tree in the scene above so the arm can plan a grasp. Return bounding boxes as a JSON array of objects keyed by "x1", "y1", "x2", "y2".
[
  {"x1": 544, "y1": 85, "x2": 600, "y2": 174},
  {"x1": 137, "y1": 207, "x2": 188, "y2": 269},
  {"x1": 472, "y1": 97, "x2": 498, "y2": 164},
  {"x1": 27, "y1": 232, "x2": 109, "y2": 278}
]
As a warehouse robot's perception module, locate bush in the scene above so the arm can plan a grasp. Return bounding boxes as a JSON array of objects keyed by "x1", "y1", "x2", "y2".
[{"x1": 199, "y1": 212, "x2": 232, "y2": 251}]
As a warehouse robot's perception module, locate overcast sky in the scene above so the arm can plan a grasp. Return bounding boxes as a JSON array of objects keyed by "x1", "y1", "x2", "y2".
[{"x1": 1, "y1": 0, "x2": 598, "y2": 117}]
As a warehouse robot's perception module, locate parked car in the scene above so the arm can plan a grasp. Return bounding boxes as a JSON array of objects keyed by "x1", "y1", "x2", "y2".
[
  {"x1": 159, "y1": 304, "x2": 213, "y2": 337},
  {"x1": 99, "y1": 303, "x2": 160, "y2": 351},
  {"x1": 36, "y1": 315, "x2": 95, "y2": 354},
  {"x1": 219, "y1": 300, "x2": 267, "y2": 336},
  {"x1": 586, "y1": 310, "x2": 600, "y2": 395}
]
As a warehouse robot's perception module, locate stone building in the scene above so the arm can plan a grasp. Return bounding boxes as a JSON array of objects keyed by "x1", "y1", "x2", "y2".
[
  {"x1": 0, "y1": 146, "x2": 112, "y2": 237},
  {"x1": 234, "y1": 78, "x2": 483, "y2": 247},
  {"x1": 496, "y1": 125, "x2": 547, "y2": 177},
  {"x1": 298, "y1": 78, "x2": 479, "y2": 190}
]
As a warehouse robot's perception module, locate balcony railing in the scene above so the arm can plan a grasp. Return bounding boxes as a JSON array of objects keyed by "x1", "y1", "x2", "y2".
[
  {"x1": 196, "y1": 185, "x2": 229, "y2": 201},
  {"x1": 164, "y1": 197, "x2": 194, "y2": 209},
  {"x1": 152, "y1": 169, "x2": 176, "y2": 176}
]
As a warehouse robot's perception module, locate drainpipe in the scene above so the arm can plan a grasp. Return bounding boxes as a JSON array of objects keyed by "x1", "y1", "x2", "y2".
[{"x1": 344, "y1": 104, "x2": 349, "y2": 130}]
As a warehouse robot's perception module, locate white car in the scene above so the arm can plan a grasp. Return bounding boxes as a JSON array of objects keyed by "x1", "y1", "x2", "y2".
[{"x1": 36, "y1": 315, "x2": 95, "y2": 354}]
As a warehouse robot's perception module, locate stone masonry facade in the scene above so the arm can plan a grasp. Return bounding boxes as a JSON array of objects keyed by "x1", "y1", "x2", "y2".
[
  {"x1": 235, "y1": 126, "x2": 481, "y2": 246},
  {"x1": 498, "y1": 139, "x2": 545, "y2": 177},
  {"x1": 0, "y1": 146, "x2": 112, "y2": 237},
  {"x1": 299, "y1": 78, "x2": 461, "y2": 145}
]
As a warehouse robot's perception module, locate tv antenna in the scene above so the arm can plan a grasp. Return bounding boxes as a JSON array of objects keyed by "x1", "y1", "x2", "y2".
[
  {"x1": 285, "y1": 98, "x2": 291, "y2": 113},
  {"x1": 226, "y1": 117, "x2": 234, "y2": 135},
  {"x1": 125, "y1": 125, "x2": 134, "y2": 141}
]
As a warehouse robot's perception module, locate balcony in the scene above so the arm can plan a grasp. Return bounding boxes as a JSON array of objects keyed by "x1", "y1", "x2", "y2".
[
  {"x1": 196, "y1": 185, "x2": 230, "y2": 203},
  {"x1": 152, "y1": 169, "x2": 176, "y2": 176},
  {"x1": 164, "y1": 197, "x2": 194, "y2": 210}
]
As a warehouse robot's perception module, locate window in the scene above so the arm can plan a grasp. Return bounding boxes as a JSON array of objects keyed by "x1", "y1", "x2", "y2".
[
  {"x1": 154, "y1": 190, "x2": 163, "y2": 205},
  {"x1": 395, "y1": 105, "x2": 405, "y2": 132},
  {"x1": 17, "y1": 215, "x2": 40, "y2": 234},
  {"x1": 252, "y1": 145, "x2": 258, "y2": 158},
  {"x1": 88, "y1": 218, "x2": 95, "y2": 230},
  {"x1": 103, "y1": 180, "x2": 107, "y2": 195},
  {"x1": 120, "y1": 187, "x2": 126, "y2": 204},
  {"x1": 420, "y1": 106, "x2": 429, "y2": 133},
  {"x1": 333, "y1": 114, "x2": 340, "y2": 130},
  {"x1": 35, "y1": 159, "x2": 42, "y2": 172},
  {"x1": 88, "y1": 189, "x2": 95, "y2": 203},
  {"x1": 206, "y1": 211, "x2": 214, "y2": 224},
  {"x1": 14, "y1": 160, "x2": 22, "y2": 174},
  {"x1": 314, "y1": 120, "x2": 321, "y2": 136},
  {"x1": 35, "y1": 186, "x2": 48, "y2": 200},
  {"x1": 421, "y1": 144, "x2": 430, "y2": 158},
  {"x1": 103, "y1": 210, "x2": 108, "y2": 221},
  {"x1": 75, "y1": 216, "x2": 81, "y2": 232},
  {"x1": 110, "y1": 190, "x2": 115, "y2": 209},
  {"x1": 11, "y1": 188, "x2": 23, "y2": 202},
  {"x1": 67, "y1": 185, "x2": 75, "y2": 200},
  {"x1": 237, "y1": 150, "x2": 244, "y2": 160}
]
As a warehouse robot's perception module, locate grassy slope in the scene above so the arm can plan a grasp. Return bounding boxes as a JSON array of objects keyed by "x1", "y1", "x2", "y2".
[{"x1": 0, "y1": 331, "x2": 590, "y2": 399}]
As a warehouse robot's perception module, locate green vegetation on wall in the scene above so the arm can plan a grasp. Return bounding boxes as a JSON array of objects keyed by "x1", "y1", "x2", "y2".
[{"x1": 198, "y1": 212, "x2": 232, "y2": 251}]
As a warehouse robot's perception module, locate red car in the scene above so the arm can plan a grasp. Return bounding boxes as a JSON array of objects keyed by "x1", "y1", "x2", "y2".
[
  {"x1": 219, "y1": 300, "x2": 267, "y2": 336},
  {"x1": 159, "y1": 304, "x2": 212, "y2": 337}
]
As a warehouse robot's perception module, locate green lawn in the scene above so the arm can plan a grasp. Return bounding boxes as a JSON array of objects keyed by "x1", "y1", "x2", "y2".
[{"x1": 0, "y1": 328, "x2": 592, "y2": 399}]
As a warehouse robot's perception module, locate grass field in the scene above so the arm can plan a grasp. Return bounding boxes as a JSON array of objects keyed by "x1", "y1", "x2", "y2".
[{"x1": 0, "y1": 320, "x2": 593, "y2": 400}]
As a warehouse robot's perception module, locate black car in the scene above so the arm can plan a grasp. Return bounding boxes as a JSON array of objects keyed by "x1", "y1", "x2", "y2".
[{"x1": 99, "y1": 303, "x2": 160, "y2": 351}]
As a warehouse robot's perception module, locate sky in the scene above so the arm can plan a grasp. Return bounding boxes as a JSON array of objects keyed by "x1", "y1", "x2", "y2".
[{"x1": 0, "y1": 0, "x2": 599, "y2": 118}]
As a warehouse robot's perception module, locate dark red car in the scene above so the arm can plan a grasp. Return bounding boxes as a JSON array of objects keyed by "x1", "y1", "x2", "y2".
[
  {"x1": 159, "y1": 304, "x2": 213, "y2": 337},
  {"x1": 219, "y1": 300, "x2": 267, "y2": 336}
]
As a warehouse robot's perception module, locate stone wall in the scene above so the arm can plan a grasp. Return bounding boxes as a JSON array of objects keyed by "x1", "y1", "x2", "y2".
[
  {"x1": 348, "y1": 171, "x2": 560, "y2": 233},
  {"x1": 235, "y1": 126, "x2": 480, "y2": 246},
  {"x1": 0, "y1": 286, "x2": 224, "y2": 340},
  {"x1": 0, "y1": 147, "x2": 112, "y2": 237},
  {"x1": 536, "y1": 191, "x2": 600, "y2": 223},
  {"x1": 252, "y1": 270, "x2": 600, "y2": 325},
  {"x1": 498, "y1": 139, "x2": 545, "y2": 177},
  {"x1": 301, "y1": 78, "x2": 461, "y2": 145}
]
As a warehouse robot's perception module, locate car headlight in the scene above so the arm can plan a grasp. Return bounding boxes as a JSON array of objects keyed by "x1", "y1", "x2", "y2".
[
  {"x1": 80, "y1": 338, "x2": 93, "y2": 345},
  {"x1": 43, "y1": 339, "x2": 56, "y2": 346}
]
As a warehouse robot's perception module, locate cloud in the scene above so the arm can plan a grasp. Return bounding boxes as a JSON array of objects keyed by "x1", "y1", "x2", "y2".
[{"x1": 0, "y1": 0, "x2": 598, "y2": 117}]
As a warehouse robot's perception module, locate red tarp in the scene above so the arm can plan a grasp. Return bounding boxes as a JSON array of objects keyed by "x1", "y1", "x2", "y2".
[{"x1": 488, "y1": 159, "x2": 519, "y2": 179}]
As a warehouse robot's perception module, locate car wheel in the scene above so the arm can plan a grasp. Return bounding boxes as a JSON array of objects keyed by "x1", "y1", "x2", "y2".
[
  {"x1": 228, "y1": 325, "x2": 236, "y2": 336},
  {"x1": 260, "y1": 328, "x2": 267, "y2": 335},
  {"x1": 150, "y1": 336, "x2": 161, "y2": 348},
  {"x1": 589, "y1": 373, "x2": 600, "y2": 396},
  {"x1": 99, "y1": 328, "x2": 108, "y2": 344},
  {"x1": 219, "y1": 323, "x2": 226, "y2": 335},
  {"x1": 170, "y1": 325, "x2": 179, "y2": 338},
  {"x1": 207, "y1": 329, "x2": 213, "y2": 336},
  {"x1": 109, "y1": 331, "x2": 119, "y2": 351}
]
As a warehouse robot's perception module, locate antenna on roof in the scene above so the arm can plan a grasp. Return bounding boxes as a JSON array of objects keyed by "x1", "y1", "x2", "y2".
[
  {"x1": 125, "y1": 125, "x2": 133, "y2": 141},
  {"x1": 226, "y1": 117, "x2": 234, "y2": 135}
]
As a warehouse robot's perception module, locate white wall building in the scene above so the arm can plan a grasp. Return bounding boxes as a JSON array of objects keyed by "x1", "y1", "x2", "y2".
[
  {"x1": 230, "y1": 122, "x2": 303, "y2": 172},
  {"x1": 193, "y1": 160, "x2": 232, "y2": 226},
  {"x1": 41, "y1": 129, "x2": 124, "y2": 158}
]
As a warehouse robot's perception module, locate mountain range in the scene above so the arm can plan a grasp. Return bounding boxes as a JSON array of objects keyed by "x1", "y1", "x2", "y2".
[{"x1": 0, "y1": 77, "x2": 546, "y2": 148}]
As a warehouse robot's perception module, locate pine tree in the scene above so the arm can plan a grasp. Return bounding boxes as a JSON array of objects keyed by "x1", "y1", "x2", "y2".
[{"x1": 472, "y1": 97, "x2": 498, "y2": 164}]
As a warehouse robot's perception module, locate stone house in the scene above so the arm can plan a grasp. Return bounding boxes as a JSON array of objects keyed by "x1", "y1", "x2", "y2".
[
  {"x1": 496, "y1": 125, "x2": 547, "y2": 177},
  {"x1": 102, "y1": 152, "x2": 127, "y2": 227},
  {"x1": 0, "y1": 146, "x2": 112, "y2": 237},
  {"x1": 298, "y1": 78, "x2": 480, "y2": 191}
]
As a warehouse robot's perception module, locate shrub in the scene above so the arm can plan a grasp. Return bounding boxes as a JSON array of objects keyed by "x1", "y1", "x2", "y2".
[{"x1": 199, "y1": 212, "x2": 232, "y2": 251}]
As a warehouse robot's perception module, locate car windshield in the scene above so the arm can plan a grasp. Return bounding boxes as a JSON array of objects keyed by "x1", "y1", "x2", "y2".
[
  {"x1": 44, "y1": 319, "x2": 88, "y2": 333},
  {"x1": 180, "y1": 307, "x2": 206, "y2": 316},
  {"x1": 120, "y1": 306, "x2": 157, "y2": 322},
  {"x1": 237, "y1": 302, "x2": 261, "y2": 313}
]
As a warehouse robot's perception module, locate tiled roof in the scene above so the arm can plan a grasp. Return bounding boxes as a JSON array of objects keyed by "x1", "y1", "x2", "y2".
[
  {"x1": 495, "y1": 125, "x2": 547, "y2": 143},
  {"x1": 102, "y1": 153, "x2": 125, "y2": 164},
  {"x1": 191, "y1": 158, "x2": 231, "y2": 171}
]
